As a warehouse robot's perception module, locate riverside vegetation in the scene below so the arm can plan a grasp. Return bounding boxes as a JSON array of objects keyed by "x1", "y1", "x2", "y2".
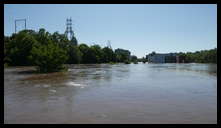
[
  {"x1": 4, "y1": 28, "x2": 217, "y2": 73},
  {"x1": 4, "y1": 29, "x2": 134, "y2": 72}
]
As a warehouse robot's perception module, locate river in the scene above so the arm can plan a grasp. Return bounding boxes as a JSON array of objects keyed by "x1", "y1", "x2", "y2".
[{"x1": 4, "y1": 63, "x2": 217, "y2": 124}]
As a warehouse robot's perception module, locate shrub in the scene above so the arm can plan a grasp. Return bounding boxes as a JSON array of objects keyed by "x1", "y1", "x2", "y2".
[{"x1": 29, "y1": 41, "x2": 68, "y2": 73}]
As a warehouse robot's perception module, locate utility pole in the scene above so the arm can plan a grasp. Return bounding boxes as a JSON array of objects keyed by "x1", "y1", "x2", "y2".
[{"x1": 15, "y1": 19, "x2": 26, "y2": 33}]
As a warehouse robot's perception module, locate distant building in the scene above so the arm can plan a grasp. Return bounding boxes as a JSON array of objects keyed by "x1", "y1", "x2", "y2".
[{"x1": 147, "y1": 52, "x2": 178, "y2": 63}]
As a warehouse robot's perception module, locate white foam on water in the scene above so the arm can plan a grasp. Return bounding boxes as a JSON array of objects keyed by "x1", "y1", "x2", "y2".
[
  {"x1": 66, "y1": 81, "x2": 85, "y2": 87},
  {"x1": 43, "y1": 84, "x2": 50, "y2": 88},
  {"x1": 68, "y1": 69, "x2": 73, "y2": 71},
  {"x1": 94, "y1": 70, "x2": 106, "y2": 74},
  {"x1": 49, "y1": 89, "x2": 56, "y2": 93}
]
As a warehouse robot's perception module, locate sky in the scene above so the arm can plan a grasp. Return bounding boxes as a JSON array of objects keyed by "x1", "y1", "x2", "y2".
[{"x1": 4, "y1": 4, "x2": 217, "y2": 58}]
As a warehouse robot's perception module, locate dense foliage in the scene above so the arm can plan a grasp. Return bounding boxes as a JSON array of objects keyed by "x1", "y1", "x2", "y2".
[
  {"x1": 5, "y1": 28, "x2": 216, "y2": 73},
  {"x1": 146, "y1": 49, "x2": 217, "y2": 64},
  {"x1": 115, "y1": 48, "x2": 131, "y2": 63},
  {"x1": 177, "y1": 48, "x2": 217, "y2": 63},
  {"x1": 4, "y1": 29, "x2": 134, "y2": 72},
  {"x1": 29, "y1": 40, "x2": 68, "y2": 72}
]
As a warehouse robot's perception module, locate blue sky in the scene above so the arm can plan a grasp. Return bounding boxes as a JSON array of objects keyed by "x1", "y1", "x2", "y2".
[{"x1": 4, "y1": 4, "x2": 217, "y2": 58}]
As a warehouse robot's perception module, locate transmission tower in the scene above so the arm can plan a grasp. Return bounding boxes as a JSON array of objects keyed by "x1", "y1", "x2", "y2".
[
  {"x1": 65, "y1": 18, "x2": 74, "y2": 40},
  {"x1": 107, "y1": 40, "x2": 112, "y2": 49},
  {"x1": 15, "y1": 19, "x2": 26, "y2": 33}
]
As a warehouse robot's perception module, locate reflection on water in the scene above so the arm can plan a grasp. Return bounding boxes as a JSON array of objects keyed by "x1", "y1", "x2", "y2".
[{"x1": 4, "y1": 63, "x2": 217, "y2": 124}]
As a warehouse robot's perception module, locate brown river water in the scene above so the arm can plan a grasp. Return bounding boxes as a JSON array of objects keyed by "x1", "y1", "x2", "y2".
[{"x1": 4, "y1": 63, "x2": 217, "y2": 124}]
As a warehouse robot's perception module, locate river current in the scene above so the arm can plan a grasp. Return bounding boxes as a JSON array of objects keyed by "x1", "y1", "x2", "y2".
[{"x1": 4, "y1": 63, "x2": 217, "y2": 124}]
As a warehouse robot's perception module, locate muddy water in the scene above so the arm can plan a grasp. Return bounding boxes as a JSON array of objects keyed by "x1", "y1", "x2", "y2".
[{"x1": 4, "y1": 63, "x2": 217, "y2": 124}]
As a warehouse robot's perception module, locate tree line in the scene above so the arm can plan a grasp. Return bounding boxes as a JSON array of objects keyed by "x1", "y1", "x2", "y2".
[
  {"x1": 4, "y1": 28, "x2": 216, "y2": 72},
  {"x1": 177, "y1": 48, "x2": 217, "y2": 63},
  {"x1": 146, "y1": 49, "x2": 217, "y2": 64},
  {"x1": 4, "y1": 29, "x2": 136, "y2": 72}
]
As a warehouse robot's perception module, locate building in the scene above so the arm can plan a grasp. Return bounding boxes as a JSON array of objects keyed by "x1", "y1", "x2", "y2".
[{"x1": 147, "y1": 52, "x2": 178, "y2": 63}]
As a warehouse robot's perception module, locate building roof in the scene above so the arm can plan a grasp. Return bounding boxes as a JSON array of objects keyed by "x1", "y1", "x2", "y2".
[{"x1": 148, "y1": 53, "x2": 177, "y2": 56}]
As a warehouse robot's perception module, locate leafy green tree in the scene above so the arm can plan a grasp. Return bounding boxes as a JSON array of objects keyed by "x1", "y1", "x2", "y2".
[
  {"x1": 29, "y1": 41, "x2": 68, "y2": 72},
  {"x1": 87, "y1": 48, "x2": 98, "y2": 64},
  {"x1": 4, "y1": 36, "x2": 11, "y2": 64},
  {"x1": 90, "y1": 45, "x2": 103, "y2": 63},
  {"x1": 115, "y1": 48, "x2": 131, "y2": 62},
  {"x1": 102, "y1": 47, "x2": 115, "y2": 63},
  {"x1": 70, "y1": 36, "x2": 78, "y2": 46},
  {"x1": 7, "y1": 30, "x2": 38, "y2": 66},
  {"x1": 66, "y1": 45, "x2": 82, "y2": 64},
  {"x1": 178, "y1": 48, "x2": 217, "y2": 63},
  {"x1": 177, "y1": 52, "x2": 186, "y2": 63},
  {"x1": 35, "y1": 28, "x2": 52, "y2": 45},
  {"x1": 210, "y1": 48, "x2": 217, "y2": 63},
  {"x1": 131, "y1": 55, "x2": 138, "y2": 62},
  {"x1": 52, "y1": 32, "x2": 69, "y2": 49},
  {"x1": 78, "y1": 43, "x2": 91, "y2": 63}
]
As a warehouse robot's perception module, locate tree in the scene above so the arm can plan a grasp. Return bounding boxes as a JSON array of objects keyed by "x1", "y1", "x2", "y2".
[
  {"x1": 29, "y1": 41, "x2": 68, "y2": 72},
  {"x1": 90, "y1": 45, "x2": 103, "y2": 63},
  {"x1": 4, "y1": 36, "x2": 11, "y2": 64},
  {"x1": 131, "y1": 55, "x2": 138, "y2": 62},
  {"x1": 51, "y1": 32, "x2": 69, "y2": 49},
  {"x1": 102, "y1": 47, "x2": 115, "y2": 63},
  {"x1": 66, "y1": 45, "x2": 82, "y2": 64},
  {"x1": 115, "y1": 48, "x2": 131, "y2": 62},
  {"x1": 177, "y1": 48, "x2": 217, "y2": 64},
  {"x1": 70, "y1": 36, "x2": 78, "y2": 46},
  {"x1": 78, "y1": 43, "x2": 91, "y2": 63},
  {"x1": 36, "y1": 28, "x2": 51, "y2": 45},
  {"x1": 7, "y1": 30, "x2": 38, "y2": 66}
]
